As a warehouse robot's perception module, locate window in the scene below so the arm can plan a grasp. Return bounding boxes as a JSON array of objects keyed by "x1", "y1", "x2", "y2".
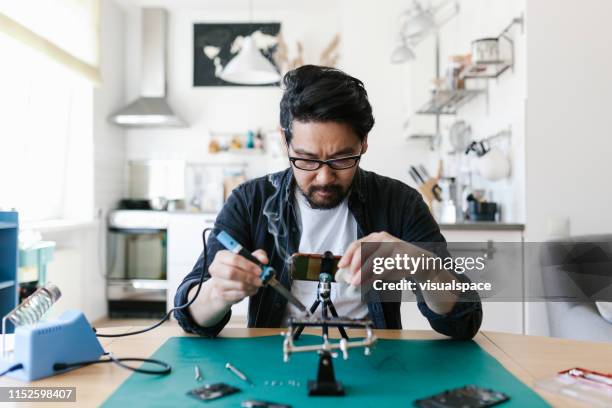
[{"x1": 0, "y1": 32, "x2": 93, "y2": 222}]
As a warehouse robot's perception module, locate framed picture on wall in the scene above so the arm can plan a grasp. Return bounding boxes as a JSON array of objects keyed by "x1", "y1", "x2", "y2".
[{"x1": 193, "y1": 22, "x2": 281, "y2": 87}]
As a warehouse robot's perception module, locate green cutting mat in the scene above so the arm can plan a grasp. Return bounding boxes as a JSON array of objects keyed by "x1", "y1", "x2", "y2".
[{"x1": 102, "y1": 335, "x2": 549, "y2": 408}]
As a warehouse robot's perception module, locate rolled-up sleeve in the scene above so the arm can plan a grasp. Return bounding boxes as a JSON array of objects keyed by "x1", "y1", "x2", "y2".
[
  {"x1": 417, "y1": 296, "x2": 483, "y2": 340},
  {"x1": 174, "y1": 277, "x2": 232, "y2": 337}
]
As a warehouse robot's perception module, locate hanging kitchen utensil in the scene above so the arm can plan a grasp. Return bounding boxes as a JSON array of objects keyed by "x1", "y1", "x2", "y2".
[
  {"x1": 465, "y1": 140, "x2": 490, "y2": 157},
  {"x1": 409, "y1": 166, "x2": 436, "y2": 209},
  {"x1": 412, "y1": 165, "x2": 442, "y2": 202},
  {"x1": 449, "y1": 120, "x2": 473, "y2": 154},
  {"x1": 464, "y1": 127, "x2": 512, "y2": 181},
  {"x1": 408, "y1": 166, "x2": 423, "y2": 187}
]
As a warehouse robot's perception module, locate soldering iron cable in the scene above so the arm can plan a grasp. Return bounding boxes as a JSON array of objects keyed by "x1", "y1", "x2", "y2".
[
  {"x1": 53, "y1": 352, "x2": 171, "y2": 375},
  {"x1": 0, "y1": 363, "x2": 23, "y2": 377}
]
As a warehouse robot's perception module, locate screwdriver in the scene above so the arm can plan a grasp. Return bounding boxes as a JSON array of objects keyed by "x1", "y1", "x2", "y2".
[
  {"x1": 225, "y1": 362, "x2": 252, "y2": 386},
  {"x1": 216, "y1": 231, "x2": 312, "y2": 317}
]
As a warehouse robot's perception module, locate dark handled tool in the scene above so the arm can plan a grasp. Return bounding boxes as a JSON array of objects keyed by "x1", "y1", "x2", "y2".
[
  {"x1": 410, "y1": 165, "x2": 426, "y2": 184},
  {"x1": 410, "y1": 165, "x2": 442, "y2": 202},
  {"x1": 408, "y1": 167, "x2": 422, "y2": 185},
  {"x1": 418, "y1": 164, "x2": 442, "y2": 200},
  {"x1": 216, "y1": 231, "x2": 311, "y2": 317},
  {"x1": 431, "y1": 184, "x2": 442, "y2": 202}
]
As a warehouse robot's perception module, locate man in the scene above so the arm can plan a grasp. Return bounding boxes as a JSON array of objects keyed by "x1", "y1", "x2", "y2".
[{"x1": 174, "y1": 65, "x2": 482, "y2": 339}]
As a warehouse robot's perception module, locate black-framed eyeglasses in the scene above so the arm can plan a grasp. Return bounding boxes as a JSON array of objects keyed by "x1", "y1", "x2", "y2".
[{"x1": 288, "y1": 154, "x2": 362, "y2": 171}]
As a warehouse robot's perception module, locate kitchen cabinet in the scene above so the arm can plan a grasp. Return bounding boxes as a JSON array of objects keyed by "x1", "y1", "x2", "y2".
[
  {"x1": 400, "y1": 224, "x2": 525, "y2": 334},
  {"x1": 166, "y1": 212, "x2": 248, "y2": 325}
]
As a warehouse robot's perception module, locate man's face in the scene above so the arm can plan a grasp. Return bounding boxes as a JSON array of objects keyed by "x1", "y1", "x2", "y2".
[{"x1": 287, "y1": 121, "x2": 368, "y2": 209}]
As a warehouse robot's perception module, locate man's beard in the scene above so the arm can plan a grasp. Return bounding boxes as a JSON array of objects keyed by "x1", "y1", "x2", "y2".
[{"x1": 299, "y1": 183, "x2": 348, "y2": 209}]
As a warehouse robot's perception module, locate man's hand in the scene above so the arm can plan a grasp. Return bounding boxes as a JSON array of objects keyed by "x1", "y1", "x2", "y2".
[
  {"x1": 187, "y1": 248, "x2": 266, "y2": 329},
  {"x1": 337, "y1": 231, "x2": 404, "y2": 286},
  {"x1": 208, "y1": 249, "x2": 266, "y2": 305},
  {"x1": 337, "y1": 231, "x2": 459, "y2": 315}
]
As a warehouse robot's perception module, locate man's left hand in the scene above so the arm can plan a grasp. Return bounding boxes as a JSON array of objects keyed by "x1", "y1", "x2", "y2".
[{"x1": 337, "y1": 231, "x2": 406, "y2": 286}]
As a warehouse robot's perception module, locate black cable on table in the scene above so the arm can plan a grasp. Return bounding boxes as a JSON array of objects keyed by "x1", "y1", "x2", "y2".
[
  {"x1": 0, "y1": 363, "x2": 23, "y2": 377},
  {"x1": 53, "y1": 352, "x2": 171, "y2": 375}
]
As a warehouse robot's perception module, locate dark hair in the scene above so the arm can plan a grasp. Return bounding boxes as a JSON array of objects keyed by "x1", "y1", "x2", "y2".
[{"x1": 279, "y1": 65, "x2": 374, "y2": 143}]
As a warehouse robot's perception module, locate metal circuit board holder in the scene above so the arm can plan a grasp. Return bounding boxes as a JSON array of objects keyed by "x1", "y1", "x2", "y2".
[{"x1": 283, "y1": 318, "x2": 377, "y2": 396}]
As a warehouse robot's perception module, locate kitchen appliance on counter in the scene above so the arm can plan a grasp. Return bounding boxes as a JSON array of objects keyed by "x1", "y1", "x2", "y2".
[
  {"x1": 466, "y1": 191, "x2": 498, "y2": 222},
  {"x1": 468, "y1": 200, "x2": 498, "y2": 221},
  {"x1": 128, "y1": 160, "x2": 186, "y2": 211},
  {"x1": 106, "y1": 210, "x2": 169, "y2": 318}
]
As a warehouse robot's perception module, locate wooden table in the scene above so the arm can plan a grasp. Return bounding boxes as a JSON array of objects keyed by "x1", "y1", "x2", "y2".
[{"x1": 1, "y1": 324, "x2": 611, "y2": 407}]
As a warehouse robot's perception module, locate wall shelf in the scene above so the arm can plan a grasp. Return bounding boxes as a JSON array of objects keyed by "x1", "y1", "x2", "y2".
[
  {"x1": 410, "y1": 15, "x2": 524, "y2": 151},
  {"x1": 461, "y1": 62, "x2": 512, "y2": 79},
  {"x1": 208, "y1": 148, "x2": 265, "y2": 156},
  {"x1": 406, "y1": 133, "x2": 441, "y2": 151},
  {"x1": 416, "y1": 89, "x2": 485, "y2": 115},
  {"x1": 461, "y1": 16, "x2": 524, "y2": 81}
]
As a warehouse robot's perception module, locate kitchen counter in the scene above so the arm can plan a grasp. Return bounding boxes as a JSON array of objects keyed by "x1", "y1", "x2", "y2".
[
  {"x1": 165, "y1": 213, "x2": 525, "y2": 231},
  {"x1": 167, "y1": 210, "x2": 218, "y2": 216},
  {"x1": 439, "y1": 222, "x2": 525, "y2": 231},
  {"x1": 166, "y1": 213, "x2": 524, "y2": 231}
]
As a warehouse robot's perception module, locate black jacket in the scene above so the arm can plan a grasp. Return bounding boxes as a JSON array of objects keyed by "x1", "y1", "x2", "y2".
[{"x1": 174, "y1": 167, "x2": 482, "y2": 339}]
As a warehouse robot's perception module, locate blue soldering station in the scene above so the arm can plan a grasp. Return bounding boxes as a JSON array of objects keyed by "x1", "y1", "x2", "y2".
[{"x1": 0, "y1": 310, "x2": 104, "y2": 381}]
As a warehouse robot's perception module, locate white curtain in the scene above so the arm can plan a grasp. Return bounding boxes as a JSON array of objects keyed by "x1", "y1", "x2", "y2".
[
  {"x1": 0, "y1": 1, "x2": 96, "y2": 222},
  {"x1": 0, "y1": 0, "x2": 100, "y2": 84}
]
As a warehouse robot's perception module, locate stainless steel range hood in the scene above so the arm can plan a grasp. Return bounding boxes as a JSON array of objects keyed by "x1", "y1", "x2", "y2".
[{"x1": 109, "y1": 8, "x2": 186, "y2": 128}]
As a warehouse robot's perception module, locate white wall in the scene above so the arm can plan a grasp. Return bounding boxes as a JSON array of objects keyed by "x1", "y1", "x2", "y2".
[
  {"x1": 85, "y1": 0, "x2": 127, "y2": 320},
  {"x1": 524, "y1": 0, "x2": 612, "y2": 336},
  {"x1": 525, "y1": 0, "x2": 612, "y2": 240},
  {"x1": 95, "y1": 0, "x2": 127, "y2": 214}
]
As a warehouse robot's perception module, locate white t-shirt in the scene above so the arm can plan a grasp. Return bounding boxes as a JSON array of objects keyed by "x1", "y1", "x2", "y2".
[{"x1": 282, "y1": 189, "x2": 369, "y2": 323}]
